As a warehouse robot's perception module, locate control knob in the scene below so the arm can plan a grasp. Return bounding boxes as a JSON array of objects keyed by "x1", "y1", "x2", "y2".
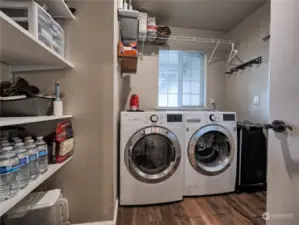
[
  {"x1": 209, "y1": 114, "x2": 216, "y2": 122},
  {"x1": 150, "y1": 114, "x2": 158, "y2": 123}
]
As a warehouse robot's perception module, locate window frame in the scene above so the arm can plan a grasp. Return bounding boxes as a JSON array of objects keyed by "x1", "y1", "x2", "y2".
[{"x1": 157, "y1": 50, "x2": 207, "y2": 109}]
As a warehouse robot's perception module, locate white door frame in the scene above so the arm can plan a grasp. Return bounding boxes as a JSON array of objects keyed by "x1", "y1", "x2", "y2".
[{"x1": 267, "y1": 0, "x2": 299, "y2": 224}]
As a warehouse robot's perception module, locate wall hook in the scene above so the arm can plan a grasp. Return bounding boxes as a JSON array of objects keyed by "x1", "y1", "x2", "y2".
[{"x1": 225, "y1": 56, "x2": 262, "y2": 75}]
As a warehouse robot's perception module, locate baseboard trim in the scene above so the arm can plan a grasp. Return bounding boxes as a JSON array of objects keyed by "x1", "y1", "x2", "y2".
[{"x1": 72, "y1": 199, "x2": 119, "y2": 225}]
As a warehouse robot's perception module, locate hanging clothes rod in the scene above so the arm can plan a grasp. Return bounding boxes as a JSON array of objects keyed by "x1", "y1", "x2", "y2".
[{"x1": 138, "y1": 34, "x2": 233, "y2": 45}]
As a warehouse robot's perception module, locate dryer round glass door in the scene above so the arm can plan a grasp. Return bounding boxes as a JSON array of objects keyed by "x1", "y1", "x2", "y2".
[
  {"x1": 125, "y1": 127, "x2": 181, "y2": 183},
  {"x1": 188, "y1": 125, "x2": 235, "y2": 176}
]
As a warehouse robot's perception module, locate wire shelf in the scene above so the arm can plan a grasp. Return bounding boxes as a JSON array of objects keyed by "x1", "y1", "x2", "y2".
[{"x1": 137, "y1": 33, "x2": 234, "y2": 62}]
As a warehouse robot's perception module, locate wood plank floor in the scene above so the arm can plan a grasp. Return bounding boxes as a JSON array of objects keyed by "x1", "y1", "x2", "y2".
[{"x1": 117, "y1": 192, "x2": 266, "y2": 225}]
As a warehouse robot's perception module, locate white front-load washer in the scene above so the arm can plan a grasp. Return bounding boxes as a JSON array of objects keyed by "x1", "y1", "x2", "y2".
[
  {"x1": 184, "y1": 111, "x2": 237, "y2": 196},
  {"x1": 120, "y1": 111, "x2": 184, "y2": 205}
]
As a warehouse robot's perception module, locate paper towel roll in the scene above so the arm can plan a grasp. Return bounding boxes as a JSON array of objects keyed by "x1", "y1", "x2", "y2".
[
  {"x1": 54, "y1": 100, "x2": 63, "y2": 116},
  {"x1": 139, "y1": 12, "x2": 148, "y2": 33}
]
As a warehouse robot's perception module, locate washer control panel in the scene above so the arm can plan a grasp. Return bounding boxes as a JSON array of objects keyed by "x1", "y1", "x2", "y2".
[{"x1": 122, "y1": 112, "x2": 184, "y2": 125}]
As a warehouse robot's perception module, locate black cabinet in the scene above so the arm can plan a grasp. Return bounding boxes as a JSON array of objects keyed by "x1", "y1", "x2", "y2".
[{"x1": 236, "y1": 123, "x2": 267, "y2": 193}]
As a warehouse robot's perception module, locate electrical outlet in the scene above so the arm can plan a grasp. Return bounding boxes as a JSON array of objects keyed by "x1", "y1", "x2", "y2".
[
  {"x1": 210, "y1": 98, "x2": 215, "y2": 105},
  {"x1": 253, "y1": 96, "x2": 260, "y2": 105}
]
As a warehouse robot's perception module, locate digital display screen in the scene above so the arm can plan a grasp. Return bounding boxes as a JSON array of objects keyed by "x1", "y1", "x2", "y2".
[
  {"x1": 223, "y1": 114, "x2": 235, "y2": 121},
  {"x1": 167, "y1": 114, "x2": 182, "y2": 122}
]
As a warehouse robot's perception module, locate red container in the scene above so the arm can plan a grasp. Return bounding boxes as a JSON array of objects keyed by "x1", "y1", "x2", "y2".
[{"x1": 130, "y1": 94, "x2": 139, "y2": 111}]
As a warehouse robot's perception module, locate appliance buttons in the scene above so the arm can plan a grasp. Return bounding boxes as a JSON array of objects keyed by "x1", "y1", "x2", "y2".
[{"x1": 150, "y1": 115, "x2": 158, "y2": 123}]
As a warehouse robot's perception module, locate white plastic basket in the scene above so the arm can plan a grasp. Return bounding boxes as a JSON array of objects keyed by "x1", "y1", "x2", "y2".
[
  {"x1": 6, "y1": 189, "x2": 70, "y2": 225},
  {"x1": 0, "y1": 1, "x2": 65, "y2": 56}
]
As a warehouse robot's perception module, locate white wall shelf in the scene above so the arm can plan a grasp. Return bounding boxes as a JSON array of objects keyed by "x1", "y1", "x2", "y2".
[
  {"x1": 0, "y1": 157, "x2": 72, "y2": 216},
  {"x1": 0, "y1": 11, "x2": 73, "y2": 72},
  {"x1": 0, "y1": 115, "x2": 73, "y2": 127},
  {"x1": 36, "y1": 0, "x2": 75, "y2": 19}
]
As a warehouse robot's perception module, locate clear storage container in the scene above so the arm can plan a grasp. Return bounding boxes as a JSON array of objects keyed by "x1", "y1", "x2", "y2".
[
  {"x1": 0, "y1": 1, "x2": 65, "y2": 57},
  {"x1": 6, "y1": 189, "x2": 70, "y2": 225}
]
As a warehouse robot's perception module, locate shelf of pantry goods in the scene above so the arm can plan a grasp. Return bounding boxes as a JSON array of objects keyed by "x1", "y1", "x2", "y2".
[
  {"x1": 0, "y1": 157, "x2": 72, "y2": 216},
  {"x1": 0, "y1": 11, "x2": 73, "y2": 70},
  {"x1": 0, "y1": 115, "x2": 73, "y2": 127},
  {"x1": 36, "y1": 0, "x2": 75, "y2": 19}
]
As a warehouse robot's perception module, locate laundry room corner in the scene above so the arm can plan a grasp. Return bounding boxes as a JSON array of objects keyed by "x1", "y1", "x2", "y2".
[{"x1": 225, "y1": 2, "x2": 270, "y2": 123}]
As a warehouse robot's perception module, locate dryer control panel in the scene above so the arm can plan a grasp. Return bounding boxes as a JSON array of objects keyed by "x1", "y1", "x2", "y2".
[
  {"x1": 208, "y1": 113, "x2": 236, "y2": 122},
  {"x1": 185, "y1": 112, "x2": 236, "y2": 124}
]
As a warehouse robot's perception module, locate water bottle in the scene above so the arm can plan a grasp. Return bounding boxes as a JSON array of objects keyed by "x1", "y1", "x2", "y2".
[
  {"x1": 0, "y1": 152, "x2": 20, "y2": 201},
  {"x1": 0, "y1": 140, "x2": 9, "y2": 145},
  {"x1": 1, "y1": 147, "x2": 20, "y2": 197},
  {"x1": 14, "y1": 142, "x2": 24, "y2": 150},
  {"x1": 15, "y1": 143, "x2": 30, "y2": 189},
  {"x1": 25, "y1": 139, "x2": 34, "y2": 147},
  {"x1": 0, "y1": 137, "x2": 8, "y2": 142},
  {"x1": 1, "y1": 146, "x2": 14, "y2": 153},
  {"x1": 27, "y1": 144, "x2": 39, "y2": 180},
  {"x1": 2, "y1": 142, "x2": 12, "y2": 148},
  {"x1": 12, "y1": 137, "x2": 21, "y2": 142},
  {"x1": 35, "y1": 137, "x2": 48, "y2": 174},
  {"x1": 14, "y1": 139, "x2": 22, "y2": 144},
  {"x1": 24, "y1": 136, "x2": 32, "y2": 142}
]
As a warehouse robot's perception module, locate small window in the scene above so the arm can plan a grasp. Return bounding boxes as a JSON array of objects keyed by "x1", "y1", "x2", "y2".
[{"x1": 158, "y1": 50, "x2": 206, "y2": 108}]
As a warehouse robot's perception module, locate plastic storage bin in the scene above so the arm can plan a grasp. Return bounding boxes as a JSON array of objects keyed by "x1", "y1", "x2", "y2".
[
  {"x1": 6, "y1": 189, "x2": 69, "y2": 225},
  {"x1": 0, "y1": 96, "x2": 54, "y2": 117},
  {"x1": 118, "y1": 9, "x2": 139, "y2": 45},
  {"x1": 0, "y1": 1, "x2": 65, "y2": 57}
]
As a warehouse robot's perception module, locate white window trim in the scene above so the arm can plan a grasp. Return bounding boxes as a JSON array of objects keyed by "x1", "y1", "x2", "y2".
[{"x1": 157, "y1": 50, "x2": 208, "y2": 109}]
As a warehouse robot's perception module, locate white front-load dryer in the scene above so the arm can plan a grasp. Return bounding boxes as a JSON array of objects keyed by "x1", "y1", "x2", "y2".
[
  {"x1": 120, "y1": 111, "x2": 184, "y2": 205},
  {"x1": 184, "y1": 111, "x2": 237, "y2": 196}
]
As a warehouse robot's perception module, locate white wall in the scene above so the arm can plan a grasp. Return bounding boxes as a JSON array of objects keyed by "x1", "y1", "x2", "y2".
[
  {"x1": 225, "y1": 2, "x2": 270, "y2": 123},
  {"x1": 0, "y1": 62, "x2": 9, "y2": 81},
  {"x1": 125, "y1": 27, "x2": 228, "y2": 111}
]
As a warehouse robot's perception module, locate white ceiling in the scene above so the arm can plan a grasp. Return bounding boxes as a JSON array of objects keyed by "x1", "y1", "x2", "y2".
[{"x1": 133, "y1": 0, "x2": 266, "y2": 32}]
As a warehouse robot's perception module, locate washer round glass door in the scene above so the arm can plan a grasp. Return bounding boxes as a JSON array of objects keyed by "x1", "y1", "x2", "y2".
[
  {"x1": 188, "y1": 125, "x2": 235, "y2": 176},
  {"x1": 125, "y1": 126, "x2": 181, "y2": 183}
]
